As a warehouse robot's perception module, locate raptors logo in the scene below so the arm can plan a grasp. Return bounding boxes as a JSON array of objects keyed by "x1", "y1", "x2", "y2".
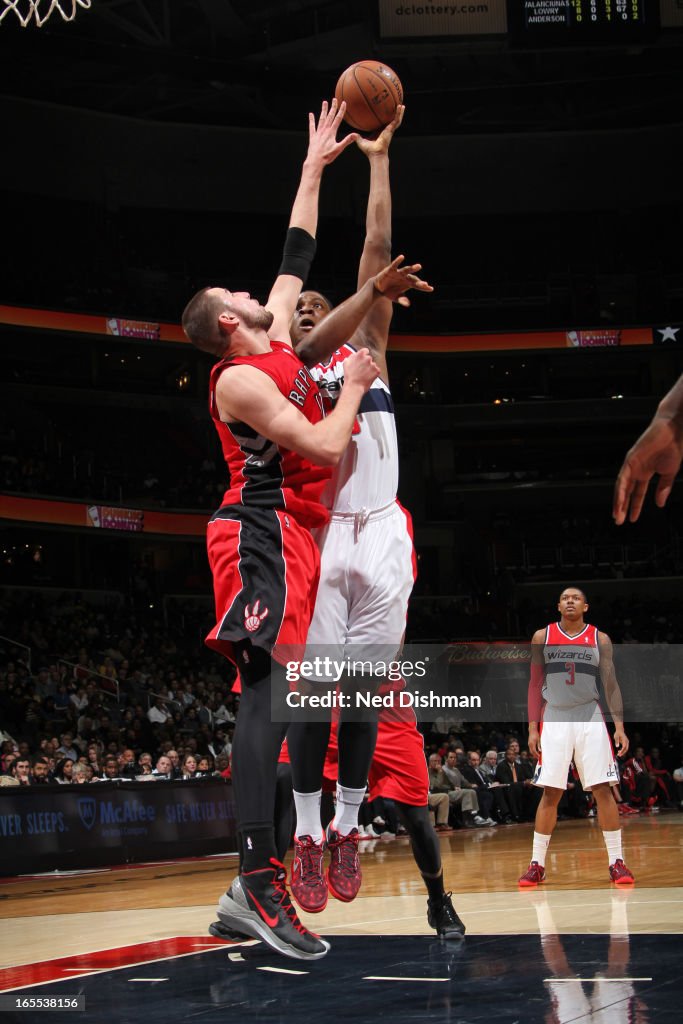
[{"x1": 244, "y1": 599, "x2": 269, "y2": 633}]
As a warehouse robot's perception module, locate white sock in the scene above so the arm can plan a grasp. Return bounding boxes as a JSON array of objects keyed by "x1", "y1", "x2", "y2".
[
  {"x1": 331, "y1": 783, "x2": 366, "y2": 835},
  {"x1": 532, "y1": 831, "x2": 552, "y2": 867},
  {"x1": 292, "y1": 789, "x2": 323, "y2": 843},
  {"x1": 603, "y1": 828, "x2": 623, "y2": 866}
]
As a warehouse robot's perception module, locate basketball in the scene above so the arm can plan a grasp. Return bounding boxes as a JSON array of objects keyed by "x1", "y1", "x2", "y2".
[{"x1": 334, "y1": 60, "x2": 403, "y2": 133}]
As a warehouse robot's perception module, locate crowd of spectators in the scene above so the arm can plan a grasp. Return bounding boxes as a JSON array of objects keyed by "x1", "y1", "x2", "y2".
[
  {"x1": 1, "y1": 590, "x2": 681, "y2": 821},
  {"x1": 0, "y1": 590, "x2": 237, "y2": 788}
]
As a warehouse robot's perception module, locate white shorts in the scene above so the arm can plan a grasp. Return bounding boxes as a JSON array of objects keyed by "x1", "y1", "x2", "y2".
[
  {"x1": 306, "y1": 500, "x2": 415, "y2": 659},
  {"x1": 532, "y1": 702, "x2": 619, "y2": 790}
]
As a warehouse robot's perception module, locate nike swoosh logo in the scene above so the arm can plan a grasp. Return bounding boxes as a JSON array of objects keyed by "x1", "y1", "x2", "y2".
[{"x1": 248, "y1": 890, "x2": 279, "y2": 928}]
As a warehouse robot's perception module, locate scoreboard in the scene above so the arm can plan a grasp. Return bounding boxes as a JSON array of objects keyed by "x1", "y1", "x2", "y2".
[
  {"x1": 378, "y1": 1, "x2": 665, "y2": 43},
  {"x1": 509, "y1": 1, "x2": 657, "y2": 42}
]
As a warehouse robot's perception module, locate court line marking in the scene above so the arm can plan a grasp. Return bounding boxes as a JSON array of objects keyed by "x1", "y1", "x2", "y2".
[
  {"x1": 364, "y1": 976, "x2": 449, "y2": 983},
  {"x1": 228, "y1": 953, "x2": 244, "y2": 962},
  {"x1": 257, "y1": 967, "x2": 309, "y2": 976},
  {"x1": 544, "y1": 978, "x2": 653, "y2": 983},
  {"x1": 0, "y1": 945, "x2": 233, "y2": 993},
  {"x1": 128, "y1": 978, "x2": 169, "y2": 983}
]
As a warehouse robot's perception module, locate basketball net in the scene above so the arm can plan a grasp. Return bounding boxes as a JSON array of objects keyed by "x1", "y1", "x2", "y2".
[{"x1": 0, "y1": 0, "x2": 91, "y2": 27}]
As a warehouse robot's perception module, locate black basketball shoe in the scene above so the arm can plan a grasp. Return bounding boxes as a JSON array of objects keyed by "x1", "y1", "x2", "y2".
[
  {"x1": 216, "y1": 858, "x2": 330, "y2": 961},
  {"x1": 427, "y1": 891, "x2": 466, "y2": 939},
  {"x1": 208, "y1": 919, "x2": 248, "y2": 941}
]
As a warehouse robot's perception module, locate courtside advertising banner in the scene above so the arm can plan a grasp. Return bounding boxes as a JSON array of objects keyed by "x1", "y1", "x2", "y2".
[
  {"x1": 378, "y1": 0, "x2": 508, "y2": 37},
  {"x1": 0, "y1": 779, "x2": 237, "y2": 875}
]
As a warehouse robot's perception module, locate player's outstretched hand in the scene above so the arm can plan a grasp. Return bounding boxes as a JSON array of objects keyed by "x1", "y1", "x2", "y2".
[
  {"x1": 356, "y1": 104, "x2": 405, "y2": 157},
  {"x1": 612, "y1": 416, "x2": 683, "y2": 524},
  {"x1": 343, "y1": 348, "x2": 381, "y2": 393},
  {"x1": 373, "y1": 255, "x2": 434, "y2": 308},
  {"x1": 307, "y1": 99, "x2": 359, "y2": 168}
]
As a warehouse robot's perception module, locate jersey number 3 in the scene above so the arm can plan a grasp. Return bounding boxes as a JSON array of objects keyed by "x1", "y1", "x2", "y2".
[{"x1": 564, "y1": 662, "x2": 575, "y2": 686}]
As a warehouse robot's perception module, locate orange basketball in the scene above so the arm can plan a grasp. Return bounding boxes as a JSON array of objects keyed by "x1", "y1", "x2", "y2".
[{"x1": 334, "y1": 60, "x2": 403, "y2": 133}]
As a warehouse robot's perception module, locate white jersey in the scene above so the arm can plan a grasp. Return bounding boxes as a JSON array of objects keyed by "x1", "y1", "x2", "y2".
[{"x1": 309, "y1": 343, "x2": 398, "y2": 514}]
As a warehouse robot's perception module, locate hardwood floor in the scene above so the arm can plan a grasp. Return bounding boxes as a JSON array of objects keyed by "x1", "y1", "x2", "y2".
[{"x1": 1, "y1": 814, "x2": 680, "y2": 969}]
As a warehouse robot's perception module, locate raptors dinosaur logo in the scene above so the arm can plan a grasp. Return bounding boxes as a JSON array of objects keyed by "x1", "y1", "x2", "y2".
[{"x1": 244, "y1": 600, "x2": 269, "y2": 633}]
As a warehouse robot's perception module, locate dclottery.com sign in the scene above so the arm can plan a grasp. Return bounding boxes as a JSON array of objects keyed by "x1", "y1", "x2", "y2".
[{"x1": 378, "y1": 0, "x2": 508, "y2": 37}]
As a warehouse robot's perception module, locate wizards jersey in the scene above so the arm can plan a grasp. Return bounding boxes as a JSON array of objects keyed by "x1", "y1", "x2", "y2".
[
  {"x1": 209, "y1": 340, "x2": 331, "y2": 528},
  {"x1": 542, "y1": 622, "x2": 601, "y2": 710},
  {"x1": 308, "y1": 342, "x2": 398, "y2": 514}
]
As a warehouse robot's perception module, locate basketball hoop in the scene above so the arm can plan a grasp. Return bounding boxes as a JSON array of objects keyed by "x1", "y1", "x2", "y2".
[{"x1": 0, "y1": 0, "x2": 91, "y2": 28}]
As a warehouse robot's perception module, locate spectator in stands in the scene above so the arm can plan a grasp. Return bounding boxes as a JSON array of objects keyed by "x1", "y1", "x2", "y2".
[
  {"x1": 30, "y1": 756, "x2": 51, "y2": 784},
  {"x1": 645, "y1": 747, "x2": 675, "y2": 806},
  {"x1": 181, "y1": 753, "x2": 198, "y2": 780},
  {"x1": 214, "y1": 697, "x2": 236, "y2": 725},
  {"x1": 99, "y1": 756, "x2": 121, "y2": 781},
  {"x1": 8, "y1": 757, "x2": 31, "y2": 786},
  {"x1": 152, "y1": 755, "x2": 173, "y2": 779},
  {"x1": 495, "y1": 745, "x2": 537, "y2": 821},
  {"x1": 117, "y1": 748, "x2": 138, "y2": 778},
  {"x1": 497, "y1": 736, "x2": 521, "y2": 763},
  {"x1": 72, "y1": 763, "x2": 92, "y2": 784},
  {"x1": 1, "y1": 740, "x2": 17, "y2": 772},
  {"x1": 196, "y1": 755, "x2": 213, "y2": 776},
  {"x1": 166, "y1": 748, "x2": 181, "y2": 778},
  {"x1": 148, "y1": 697, "x2": 171, "y2": 726},
  {"x1": 70, "y1": 687, "x2": 89, "y2": 714},
  {"x1": 53, "y1": 758, "x2": 74, "y2": 784},
  {"x1": 54, "y1": 684, "x2": 72, "y2": 715},
  {"x1": 137, "y1": 752, "x2": 154, "y2": 775},
  {"x1": 461, "y1": 749, "x2": 512, "y2": 824},
  {"x1": 428, "y1": 752, "x2": 487, "y2": 829},
  {"x1": 86, "y1": 742, "x2": 102, "y2": 774},
  {"x1": 480, "y1": 750, "x2": 500, "y2": 782},
  {"x1": 57, "y1": 732, "x2": 79, "y2": 760}
]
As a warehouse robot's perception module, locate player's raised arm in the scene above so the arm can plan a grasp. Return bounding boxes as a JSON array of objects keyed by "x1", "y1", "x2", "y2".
[
  {"x1": 597, "y1": 631, "x2": 628, "y2": 757},
  {"x1": 613, "y1": 373, "x2": 683, "y2": 524},
  {"x1": 215, "y1": 348, "x2": 380, "y2": 466},
  {"x1": 527, "y1": 628, "x2": 546, "y2": 758},
  {"x1": 350, "y1": 106, "x2": 404, "y2": 381},
  {"x1": 266, "y1": 100, "x2": 358, "y2": 343},
  {"x1": 296, "y1": 255, "x2": 432, "y2": 369}
]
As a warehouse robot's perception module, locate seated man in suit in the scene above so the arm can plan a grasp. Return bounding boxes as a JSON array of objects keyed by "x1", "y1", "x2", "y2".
[
  {"x1": 495, "y1": 744, "x2": 540, "y2": 821},
  {"x1": 461, "y1": 749, "x2": 512, "y2": 824}
]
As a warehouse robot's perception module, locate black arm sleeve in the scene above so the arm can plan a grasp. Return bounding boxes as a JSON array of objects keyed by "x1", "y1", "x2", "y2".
[{"x1": 277, "y1": 227, "x2": 317, "y2": 283}]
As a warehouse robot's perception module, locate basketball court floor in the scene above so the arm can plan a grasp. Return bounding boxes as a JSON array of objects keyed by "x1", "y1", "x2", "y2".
[{"x1": 1, "y1": 814, "x2": 681, "y2": 1023}]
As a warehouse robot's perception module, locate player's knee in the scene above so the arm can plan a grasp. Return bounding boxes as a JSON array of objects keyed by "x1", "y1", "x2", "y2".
[{"x1": 541, "y1": 786, "x2": 564, "y2": 806}]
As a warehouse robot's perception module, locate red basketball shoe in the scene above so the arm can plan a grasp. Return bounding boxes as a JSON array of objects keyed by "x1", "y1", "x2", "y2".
[
  {"x1": 326, "y1": 826, "x2": 362, "y2": 903},
  {"x1": 290, "y1": 834, "x2": 328, "y2": 913},
  {"x1": 609, "y1": 859, "x2": 635, "y2": 885},
  {"x1": 518, "y1": 861, "x2": 546, "y2": 888}
]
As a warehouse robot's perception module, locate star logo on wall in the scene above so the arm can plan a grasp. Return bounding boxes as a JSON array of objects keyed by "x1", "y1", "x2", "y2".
[{"x1": 656, "y1": 326, "x2": 680, "y2": 343}]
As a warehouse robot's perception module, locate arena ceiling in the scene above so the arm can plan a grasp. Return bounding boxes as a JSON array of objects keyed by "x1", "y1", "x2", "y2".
[{"x1": 1, "y1": 0, "x2": 683, "y2": 134}]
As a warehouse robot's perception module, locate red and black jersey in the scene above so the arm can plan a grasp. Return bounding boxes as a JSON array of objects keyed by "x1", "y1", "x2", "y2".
[{"x1": 209, "y1": 340, "x2": 331, "y2": 528}]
